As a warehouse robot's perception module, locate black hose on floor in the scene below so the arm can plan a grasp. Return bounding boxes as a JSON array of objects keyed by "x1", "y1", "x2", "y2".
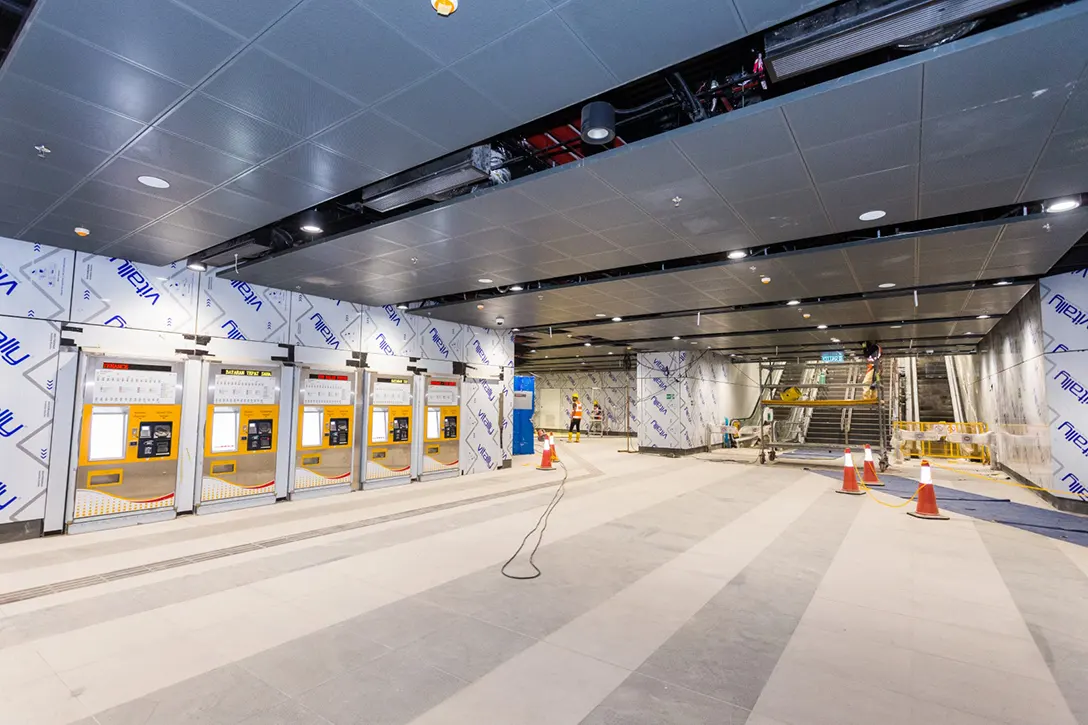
[{"x1": 500, "y1": 460, "x2": 568, "y2": 581}]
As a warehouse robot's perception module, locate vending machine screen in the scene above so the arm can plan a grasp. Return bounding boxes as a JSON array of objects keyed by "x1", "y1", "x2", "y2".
[
  {"x1": 392, "y1": 417, "x2": 410, "y2": 442},
  {"x1": 247, "y1": 419, "x2": 274, "y2": 451},
  {"x1": 329, "y1": 418, "x2": 350, "y2": 446}
]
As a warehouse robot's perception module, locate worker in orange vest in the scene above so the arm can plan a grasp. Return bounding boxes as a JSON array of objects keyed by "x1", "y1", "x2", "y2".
[{"x1": 568, "y1": 393, "x2": 583, "y2": 443}]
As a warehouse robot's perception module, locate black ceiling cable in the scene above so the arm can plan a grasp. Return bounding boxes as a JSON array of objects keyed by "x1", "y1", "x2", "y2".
[{"x1": 501, "y1": 459, "x2": 568, "y2": 581}]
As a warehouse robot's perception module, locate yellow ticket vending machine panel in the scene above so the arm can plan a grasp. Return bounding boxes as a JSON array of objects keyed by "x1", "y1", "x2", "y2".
[
  {"x1": 421, "y1": 374, "x2": 461, "y2": 478},
  {"x1": 295, "y1": 403, "x2": 355, "y2": 490},
  {"x1": 72, "y1": 359, "x2": 183, "y2": 521},
  {"x1": 365, "y1": 372, "x2": 414, "y2": 484},
  {"x1": 200, "y1": 366, "x2": 281, "y2": 503}
]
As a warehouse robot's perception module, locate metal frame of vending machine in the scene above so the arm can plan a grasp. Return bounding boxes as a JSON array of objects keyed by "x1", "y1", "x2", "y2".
[
  {"x1": 412, "y1": 373, "x2": 462, "y2": 481},
  {"x1": 64, "y1": 353, "x2": 187, "y2": 534},
  {"x1": 290, "y1": 366, "x2": 363, "y2": 498},
  {"x1": 363, "y1": 370, "x2": 414, "y2": 489},
  {"x1": 194, "y1": 360, "x2": 292, "y2": 514}
]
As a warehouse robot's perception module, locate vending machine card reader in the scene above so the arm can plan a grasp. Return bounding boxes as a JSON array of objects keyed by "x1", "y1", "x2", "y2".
[
  {"x1": 419, "y1": 375, "x2": 461, "y2": 481},
  {"x1": 364, "y1": 373, "x2": 414, "y2": 487},
  {"x1": 199, "y1": 365, "x2": 281, "y2": 507},
  {"x1": 293, "y1": 369, "x2": 359, "y2": 495},
  {"x1": 70, "y1": 358, "x2": 184, "y2": 526}
]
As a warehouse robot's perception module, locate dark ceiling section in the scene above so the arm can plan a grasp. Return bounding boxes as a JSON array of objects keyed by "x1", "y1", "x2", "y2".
[
  {"x1": 226, "y1": 3, "x2": 1088, "y2": 310},
  {"x1": 0, "y1": 0, "x2": 828, "y2": 266}
]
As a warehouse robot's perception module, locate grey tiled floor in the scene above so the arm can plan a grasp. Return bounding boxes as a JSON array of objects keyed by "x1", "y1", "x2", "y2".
[{"x1": 2, "y1": 440, "x2": 1087, "y2": 724}]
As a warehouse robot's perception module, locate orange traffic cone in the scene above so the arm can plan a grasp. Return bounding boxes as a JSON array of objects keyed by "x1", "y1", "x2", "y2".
[
  {"x1": 537, "y1": 437, "x2": 556, "y2": 471},
  {"x1": 837, "y1": 448, "x2": 865, "y2": 496},
  {"x1": 909, "y1": 460, "x2": 948, "y2": 520},
  {"x1": 862, "y1": 444, "x2": 883, "y2": 486},
  {"x1": 549, "y1": 433, "x2": 560, "y2": 462}
]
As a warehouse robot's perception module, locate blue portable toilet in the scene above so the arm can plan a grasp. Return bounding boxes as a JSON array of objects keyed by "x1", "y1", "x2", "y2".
[{"x1": 513, "y1": 375, "x2": 535, "y2": 455}]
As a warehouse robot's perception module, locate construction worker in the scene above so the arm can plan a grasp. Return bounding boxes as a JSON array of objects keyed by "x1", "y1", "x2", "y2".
[
  {"x1": 568, "y1": 393, "x2": 583, "y2": 443},
  {"x1": 861, "y1": 341, "x2": 882, "y2": 400}
]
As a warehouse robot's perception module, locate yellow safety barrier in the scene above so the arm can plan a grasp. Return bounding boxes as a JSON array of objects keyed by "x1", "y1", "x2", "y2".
[{"x1": 894, "y1": 421, "x2": 991, "y2": 464}]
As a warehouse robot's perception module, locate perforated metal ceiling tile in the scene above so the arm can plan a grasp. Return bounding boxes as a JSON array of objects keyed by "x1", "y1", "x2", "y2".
[
  {"x1": 368, "y1": 220, "x2": 447, "y2": 247},
  {"x1": 826, "y1": 196, "x2": 916, "y2": 233},
  {"x1": 175, "y1": 0, "x2": 302, "y2": 39},
  {"x1": 1035, "y1": 128, "x2": 1088, "y2": 171},
  {"x1": 579, "y1": 249, "x2": 642, "y2": 271},
  {"x1": 0, "y1": 152, "x2": 82, "y2": 197},
  {"x1": 674, "y1": 108, "x2": 796, "y2": 174},
  {"x1": 312, "y1": 111, "x2": 445, "y2": 176},
  {"x1": 731, "y1": 187, "x2": 826, "y2": 227},
  {"x1": 543, "y1": 233, "x2": 617, "y2": 258},
  {"x1": 94, "y1": 157, "x2": 214, "y2": 205},
  {"x1": 919, "y1": 177, "x2": 1024, "y2": 218},
  {"x1": 0, "y1": 184, "x2": 54, "y2": 227},
  {"x1": 1054, "y1": 89, "x2": 1088, "y2": 135},
  {"x1": 1020, "y1": 163, "x2": 1088, "y2": 202},
  {"x1": 628, "y1": 240, "x2": 699, "y2": 263},
  {"x1": 374, "y1": 71, "x2": 515, "y2": 153},
  {"x1": 123, "y1": 129, "x2": 251, "y2": 186},
  {"x1": 518, "y1": 167, "x2": 618, "y2": 212},
  {"x1": 508, "y1": 214, "x2": 587, "y2": 244},
  {"x1": 202, "y1": 48, "x2": 361, "y2": 137},
  {"x1": 227, "y1": 166, "x2": 332, "y2": 209},
  {"x1": 922, "y1": 93, "x2": 1067, "y2": 164},
  {"x1": 158, "y1": 93, "x2": 300, "y2": 163},
  {"x1": 191, "y1": 187, "x2": 294, "y2": 226},
  {"x1": 560, "y1": 197, "x2": 648, "y2": 232},
  {"x1": 7, "y1": 24, "x2": 187, "y2": 124},
  {"x1": 105, "y1": 235, "x2": 203, "y2": 266},
  {"x1": 451, "y1": 13, "x2": 617, "y2": 123},
  {"x1": 36, "y1": 0, "x2": 244, "y2": 87},
  {"x1": 590, "y1": 140, "x2": 702, "y2": 195},
  {"x1": 922, "y1": 6, "x2": 1088, "y2": 119},
  {"x1": 70, "y1": 180, "x2": 181, "y2": 220},
  {"x1": 818, "y1": 165, "x2": 918, "y2": 209},
  {"x1": 48, "y1": 199, "x2": 153, "y2": 236},
  {"x1": 920, "y1": 146, "x2": 1037, "y2": 194},
  {"x1": 160, "y1": 206, "x2": 255, "y2": 238},
  {"x1": 555, "y1": 0, "x2": 744, "y2": 80},
  {"x1": 452, "y1": 227, "x2": 538, "y2": 255},
  {"x1": 327, "y1": 232, "x2": 405, "y2": 259},
  {"x1": 0, "y1": 117, "x2": 110, "y2": 179},
  {"x1": 705, "y1": 153, "x2": 813, "y2": 204},
  {"x1": 412, "y1": 205, "x2": 492, "y2": 238},
  {"x1": 260, "y1": 0, "x2": 439, "y2": 106},
  {"x1": 139, "y1": 220, "x2": 223, "y2": 250},
  {"x1": 802, "y1": 123, "x2": 920, "y2": 185},
  {"x1": 461, "y1": 189, "x2": 551, "y2": 226},
  {"x1": 32, "y1": 213, "x2": 129, "y2": 245}
]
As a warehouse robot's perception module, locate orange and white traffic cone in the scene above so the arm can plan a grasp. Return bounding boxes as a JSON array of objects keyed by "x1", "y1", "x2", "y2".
[
  {"x1": 549, "y1": 433, "x2": 560, "y2": 462},
  {"x1": 837, "y1": 448, "x2": 865, "y2": 496},
  {"x1": 862, "y1": 444, "x2": 883, "y2": 486},
  {"x1": 537, "y1": 437, "x2": 555, "y2": 471},
  {"x1": 909, "y1": 460, "x2": 948, "y2": 520}
]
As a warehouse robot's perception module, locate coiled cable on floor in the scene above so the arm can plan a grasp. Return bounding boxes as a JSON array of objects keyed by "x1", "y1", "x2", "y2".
[{"x1": 501, "y1": 460, "x2": 568, "y2": 580}]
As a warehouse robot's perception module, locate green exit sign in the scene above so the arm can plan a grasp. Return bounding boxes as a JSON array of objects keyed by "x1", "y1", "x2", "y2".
[{"x1": 666, "y1": 394, "x2": 676, "y2": 400}]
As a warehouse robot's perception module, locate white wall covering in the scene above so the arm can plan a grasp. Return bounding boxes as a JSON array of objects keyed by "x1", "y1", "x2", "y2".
[
  {"x1": 0, "y1": 237, "x2": 74, "y2": 320},
  {"x1": 72, "y1": 254, "x2": 199, "y2": 334},
  {"x1": 291, "y1": 292, "x2": 362, "y2": 352},
  {"x1": 362, "y1": 304, "x2": 421, "y2": 358},
  {"x1": 461, "y1": 375, "x2": 502, "y2": 475},
  {"x1": 531, "y1": 369, "x2": 638, "y2": 434},
  {"x1": 198, "y1": 273, "x2": 290, "y2": 343},
  {"x1": 464, "y1": 327, "x2": 514, "y2": 368},
  {"x1": 416, "y1": 316, "x2": 464, "y2": 363},
  {"x1": 0, "y1": 316, "x2": 61, "y2": 524}
]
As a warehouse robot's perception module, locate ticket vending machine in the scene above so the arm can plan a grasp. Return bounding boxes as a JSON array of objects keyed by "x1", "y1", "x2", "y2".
[
  {"x1": 414, "y1": 374, "x2": 461, "y2": 481},
  {"x1": 292, "y1": 368, "x2": 361, "y2": 497},
  {"x1": 67, "y1": 356, "x2": 184, "y2": 532},
  {"x1": 197, "y1": 363, "x2": 283, "y2": 512},
  {"x1": 363, "y1": 372, "x2": 414, "y2": 488}
]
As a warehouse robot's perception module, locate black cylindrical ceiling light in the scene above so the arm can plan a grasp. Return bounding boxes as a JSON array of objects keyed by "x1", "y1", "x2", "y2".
[
  {"x1": 299, "y1": 209, "x2": 323, "y2": 234},
  {"x1": 580, "y1": 101, "x2": 616, "y2": 145}
]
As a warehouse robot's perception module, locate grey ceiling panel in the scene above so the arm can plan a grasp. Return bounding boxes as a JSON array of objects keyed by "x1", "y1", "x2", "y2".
[
  {"x1": 36, "y1": 0, "x2": 243, "y2": 87},
  {"x1": 0, "y1": 74, "x2": 145, "y2": 153},
  {"x1": 0, "y1": 152, "x2": 81, "y2": 196},
  {"x1": 158, "y1": 93, "x2": 300, "y2": 163},
  {"x1": 20, "y1": 225, "x2": 100, "y2": 253},
  {"x1": 138, "y1": 220, "x2": 223, "y2": 250},
  {"x1": 659, "y1": 207, "x2": 747, "y2": 239},
  {"x1": 919, "y1": 177, "x2": 1024, "y2": 218},
  {"x1": 746, "y1": 214, "x2": 831, "y2": 244},
  {"x1": 261, "y1": 0, "x2": 439, "y2": 105},
  {"x1": 174, "y1": 0, "x2": 302, "y2": 38},
  {"x1": 683, "y1": 230, "x2": 760, "y2": 255},
  {"x1": 1021, "y1": 163, "x2": 1088, "y2": 203},
  {"x1": 628, "y1": 240, "x2": 699, "y2": 263},
  {"x1": 556, "y1": 198, "x2": 647, "y2": 233},
  {"x1": 447, "y1": 227, "x2": 537, "y2": 255},
  {"x1": 0, "y1": 117, "x2": 110, "y2": 179},
  {"x1": 412, "y1": 205, "x2": 493, "y2": 238},
  {"x1": 202, "y1": 48, "x2": 361, "y2": 137},
  {"x1": 0, "y1": 184, "x2": 54, "y2": 228},
  {"x1": 368, "y1": 220, "x2": 447, "y2": 247},
  {"x1": 826, "y1": 195, "x2": 916, "y2": 233},
  {"x1": 1035, "y1": 128, "x2": 1088, "y2": 171},
  {"x1": 48, "y1": 199, "x2": 153, "y2": 236},
  {"x1": 313, "y1": 112, "x2": 445, "y2": 175},
  {"x1": 628, "y1": 177, "x2": 730, "y2": 220},
  {"x1": 227, "y1": 166, "x2": 332, "y2": 208},
  {"x1": 598, "y1": 220, "x2": 675, "y2": 247},
  {"x1": 327, "y1": 232, "x2": 405, "y2": 259},
  {"x1": 262, "y1": 143, "x2": 383, "y2": 193},
  {"x1": 509, "y1": 214, "x2": 586, "y2": 243},
  {"x1": 591, "y1": 140, "x2": 700, "y2": 194},
  {"x1": 545, "y1": 233, "x2": 617, "y2": 258},
  {"x1": 461, "y1": 189, "x2": 551, "y2": 225},
  {"x1": 705, "y1": 152, "x2": 812, "y2": 203},
  {"x1": 7, "y1": 24, "x2": 186, "y2": 123},
  {"x1": 1054, "y1": 88, "x2": 1088, "y2": 135},
  {"x1": 451, "y1": 13, "x2": 617, "y2": 122},
  {"x1": 71, "y1": 181, "x2": 182, "y2": 220},
  {"x1": 519, "y1": 166, "x2": 619, "y2": 211},
  {"x1": 674, "y1": 108, "x2": 796, "y2": 173},
  {"x1": 374, "y1": 71, "x2": 515, "y2": 151},
  {"x1": 731, "y1": 0, "x2": 836, "y2": 34},
  {"x1": 921, "y1": 92, "x2": 1066, "y2": 163},
  {"x1": 123, "y1": 129, "x2": 251, "y2": 186},
  {"x1": 580, "y1": 249, "x2": 642, "y2": 271},
  {"x1": 160, "y1": 206, "x2": 256, "y2": 239},
  {"x1": 105, "y1": 235, "x2": 203, "y2": 266},
  {"x1": 555, "y1": 0, "x2": 744, "y2": 79},
  {"x1": 922, "y1": 7, "x2": 1088, "y2": 118},
  {"x1": 802, "y1": 123, "x2": 920, "y2": 184},
  {"x1": 191, "y1": 187, "x2": 294, "y2": 226},
  {"x1": 94, "y1": 157, "x2": 214, "y2": 205},
  {"x1": 920, "y1": 146, "x2": 1036, "y2": 193},
  {"x1": 731, "y1": 187, "x2": 826, "y2": 226},
  {"x1": 361, "y1": 0, "x2": 550, "y2": 65},
  {"x1": 784, "y1": 65, "x2": 923, "y2": 149},
  {"x1": 32, "y1": 213, "x2": 130, "y2": 245},
  {"x1": 819, "y1": 165, "x2": 917, "y2": 209}
]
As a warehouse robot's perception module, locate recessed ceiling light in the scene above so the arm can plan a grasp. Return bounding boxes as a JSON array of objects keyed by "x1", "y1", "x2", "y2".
[
  {"x1": 859, "y1": 210, "x2": 886, "y2": 221},
  {"x1": 74, "y1": 226, "x2": 90, "y2": 237},
  {"x1": 878, "y1": 283, "x2": 896, "y2": 289},
  {"x1": 890, "y1": 325, "x2": 902, "y2": 329},
  {"x1": 397, "y1": 304, "x2": 408, "y2": 310},
  {"x1": 510, "y1": 285, "x2": 524, "y2": 292},
  {"x1": 994, "y1": 280, "x2": 1013, "y2": 286},
  {"x1": 817, "y1": 324, "x2": 828, "y2": 330},
  {"x1": 530, "y1": 349, "x2": 537, "y2": 353},
  {"x1": 476, "y1": 304, "x2": 485, "y2": 310},
  {"x1": 727, "y1": 250, "x2": 748, "y2": 260},
  {"x1": 612, "y1": 316, "x2": 622, "y2": 322},
  {"x1": 802, "y1": 313, "x2": 811, "y2": 319},
  {"x1": 545, "y1": 355, "x2": 549, "y2": 358},
  {"x1": 582, "y1": 362, "x2": 586, "y2": 365},
  {"x1": 787, "y1": 300, "x2": 800, "y2": 306},
  {"x1": 186, "y1": 259, "x2": 207, "y2": 272},
  {"x1": 1045, "y1": 198, "x2": 1081, "y2": 213},
  {"x1": 760, "y1": 276, "x2": 771, "y2": 284},
  {"x1": 301, "y1": 224, "x2": 323, "y2": 234},
  {"x1": 672, "y1": 336, "x2": 681, "y2": 340},
  {"x1": 512, "y1": 328, "x2": 520, "y2": 332},
  {"x1": 584, "y1": 342, "x2": 592, "y2": 347},
  {"x1": 926, "y1": 349, "x2": 934, "y2": 354},
  {"x1": 595, "y1": 313, "x2": 607, "y2": 318},
  {"x1": 137, "y1": 175, "x2": 170, "y2": 189},
  {"x1": 690, "y1": 341, "x2": 698, "y2": 345},
  {"x1": 608, "y1": 351, "x2": 614, "y2": 355},
  {"x1": 977, "y1": 314, "x2": 991, "y2": 319},
  {"x1": 831, "y1": 338, "x2": 841, "y2": 343},
  {"x1": 478, "y1": 278, "x2": 493, "y2": 284}
]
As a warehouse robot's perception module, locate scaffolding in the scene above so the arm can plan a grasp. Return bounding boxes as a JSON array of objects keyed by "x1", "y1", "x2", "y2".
[{"x1": 756, "y1": 360, "x2": 890, "y2": 469}]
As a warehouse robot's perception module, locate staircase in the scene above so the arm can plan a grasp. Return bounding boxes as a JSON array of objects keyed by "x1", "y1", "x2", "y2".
[
  {"x1": 917, "y1": 357, "x2": 956, "y2": 422},
  {"x1": 805, "y1": 365, "x2": 852, "y2": 446}
]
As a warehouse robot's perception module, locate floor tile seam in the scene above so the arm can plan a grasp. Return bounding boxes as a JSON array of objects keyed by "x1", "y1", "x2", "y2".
[{"x1": 619, "y1": 669, "x2": 758, "y2": 715}]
